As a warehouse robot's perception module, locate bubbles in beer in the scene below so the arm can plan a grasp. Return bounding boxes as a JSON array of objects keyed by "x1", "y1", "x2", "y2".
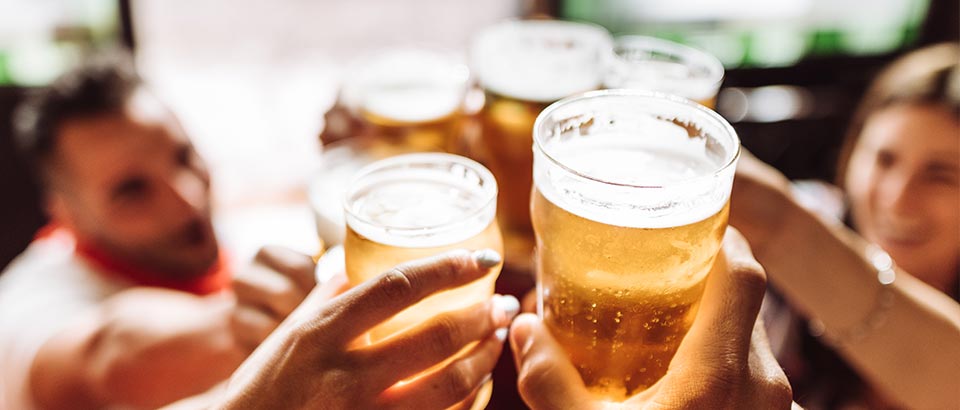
[{"x1": 531, "y1": 91, "x2": 739, "y2": 402}]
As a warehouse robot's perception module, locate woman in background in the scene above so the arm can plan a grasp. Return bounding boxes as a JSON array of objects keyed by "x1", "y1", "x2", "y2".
[{"x1": 732, "y1": 43, "x2": 959, "y2": 409}]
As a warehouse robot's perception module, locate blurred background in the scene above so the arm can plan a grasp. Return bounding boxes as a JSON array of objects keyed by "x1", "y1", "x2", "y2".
[{"x1": 0, "y1": 0, "x2": 957, "y2": 287}]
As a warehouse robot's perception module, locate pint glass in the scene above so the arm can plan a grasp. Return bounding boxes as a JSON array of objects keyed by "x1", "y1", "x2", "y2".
[
  {"x1": 327, "y1": 50, "x2": 470, "y2": 152},
  {"x1": 469, "y1": 20, "x2": 611, "y2": 268},
  {"x1": 343, "y1": 153, "x2": 502, "y2": 408},
  {"x1": 604, "y1": 36, "x2": 724, "y2": 108},
  {"x1": 532, "y1": 90, "x2": 740, "y2": 401}
]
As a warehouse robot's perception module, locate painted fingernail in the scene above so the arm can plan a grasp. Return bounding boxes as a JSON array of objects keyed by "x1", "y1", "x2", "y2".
[
  {"x1": 495, "y1": 327, "x2": 508, "y2": 342},
  {"x1": 472, "y1": 249, "x2": 502, "y2": 269},
  {"x1": 497, "y1": 294, "x2": 520, "y2": 320},
  {"x1": 492, "y1": 294, "x2": 520, "y2": 326}
]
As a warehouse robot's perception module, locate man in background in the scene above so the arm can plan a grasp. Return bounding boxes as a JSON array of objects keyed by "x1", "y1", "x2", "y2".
[{"x1": 0, "y1": 53, "x2": 313, "y2": 409}]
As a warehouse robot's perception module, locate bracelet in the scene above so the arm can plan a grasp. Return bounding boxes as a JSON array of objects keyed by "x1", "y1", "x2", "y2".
[{"x1": 808, "y1": 244, "x2": 897, "y2": 346}]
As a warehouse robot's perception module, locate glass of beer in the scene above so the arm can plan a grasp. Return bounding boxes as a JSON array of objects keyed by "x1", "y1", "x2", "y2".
[
  {"x1": 324, "y1": 49, "x2": 470, "y2": 152},
  {"x1": 468, "y1": 20, "x2": 612, "y2": 271},
  {"x1": 531, "y1": 90, "x2": 740, "y2": 401},
  {"x1": 604, "y1": 36, "x2": 724, "y2": 108},
  {"x1": 343, "y1": 153, "x2": 502, "y2": 408}
]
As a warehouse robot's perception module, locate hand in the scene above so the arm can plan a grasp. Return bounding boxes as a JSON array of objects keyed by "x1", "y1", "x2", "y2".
[
  {"x1": 510, "y1": 229, "x2": 793, "y2": 410},
  {"x1": 729, "y1": 150, "x2": 795, "y2": 258},
  {"x1": 230, "y1": 246, "x2": 317, "y2": 351},
  {"x1": 521, "y1": 289, "x2": 537, "y2": 314},
  {"x1": 220, "y1": 249, "x2": 519, "y2": 410}
]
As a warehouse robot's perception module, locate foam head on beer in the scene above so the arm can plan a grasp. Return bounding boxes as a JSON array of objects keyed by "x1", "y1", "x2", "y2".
[
  {"x1": 531, "y1": 90, "x2": 740, "y2": 401},
  {"x1": 472, "y1": 20, "x2": 613, "y2": 104},
  {"x1": 341, "y1": 49, "x2": 469, "y2": 125},
  {"x1": 604, "y1": 36, "x2": 725, "y2": 108},
  {"x1": 468, "y1": 20, "x2": 612, "y2": 259},
  {"x1": 343, "y1": 153, "x2": 502, "y2": 339}
]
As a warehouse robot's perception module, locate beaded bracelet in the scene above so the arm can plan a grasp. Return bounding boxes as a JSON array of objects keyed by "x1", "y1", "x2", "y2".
[{"x1": 808, "y1": 244, "x2": 897, "y2": 346}]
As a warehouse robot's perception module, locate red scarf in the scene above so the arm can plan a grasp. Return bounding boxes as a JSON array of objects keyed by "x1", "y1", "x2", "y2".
[{"x1": 36, "y1": 224, "x2": 232, "y2": 296}]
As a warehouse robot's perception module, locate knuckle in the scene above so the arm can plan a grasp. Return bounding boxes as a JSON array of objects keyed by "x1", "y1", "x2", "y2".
[
  {"x1": 425, "y1": 315, "x2": 461, "y2": 354},
  {"x1": 724, "y1": 226, "x2": 747, "y2": 246},
  {"x1": 255, "y1": 246, "x2": 313, "y2": 278},
  {"x1": 431, "y1": 250, "x2": 470, "y2": 280},
  {"x1": 728, "y1": 260, "x2": 767, "y2": 295},
  {"x1": 253, "y1": 246, "x2": 284, "y2": 269},
  {"x1": 516, "y1": 357, "x2": 556, "y2": 398},
  {"x1": 377, "y1": 268, "x2": 415, "y2": 301},
  {"x1": 760, "y1": 375, "x2": 794, "y2": 408},
  {"x1": 438, "y1": 365, "x2": 476, "y2": 399},
  {"x1": 253, "y1": 246, "x2": 273, "y2": 263},
  {"x1": 298, "y1": 312, "x2": 334, "y2": 342}
]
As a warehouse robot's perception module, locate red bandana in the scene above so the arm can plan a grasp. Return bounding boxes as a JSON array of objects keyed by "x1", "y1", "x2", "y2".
[{"x1": 36, "y1": 224, "x2": 232, "y2": 296}]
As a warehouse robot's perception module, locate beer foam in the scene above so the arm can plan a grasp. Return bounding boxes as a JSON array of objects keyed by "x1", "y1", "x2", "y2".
[
  {"x1": 535, "y1": 131, "x2": 734, "y2": 229},
  {"x1": 363, "y1": 85, "x2": 463, "y2": 123},
  {"x1": 342, "y1": 49, "x2": 468, "y2": 123},
  {"x1": 604, "y1": 60, "x2": 719, "y2": 102},
  {"x1": 472, "y1": 20, "x2": 612, "y2": 103},
  {"x1": 604, "y1": 36, "x2": 724, "y2": 103},
  {"x1": 346, "y1": 171, "x2": 496, "y2": 248}
]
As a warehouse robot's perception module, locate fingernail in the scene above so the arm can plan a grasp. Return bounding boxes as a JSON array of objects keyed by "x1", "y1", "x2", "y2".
[
  {"x1": 509, "y1": 315, "x2": 534, "y2": 346},
  {"x1": 472, "y1": 249, "x2": 502, "y2": 269},
  {"x1": 492, "y1": 294, "x2": 520, "y2": 327},
  {"x1": 495, "y1": 294, "x2": 520, "y2": 321},
  {"x1": 495, "y1": 327, "x2": 508, "y2": 342}
]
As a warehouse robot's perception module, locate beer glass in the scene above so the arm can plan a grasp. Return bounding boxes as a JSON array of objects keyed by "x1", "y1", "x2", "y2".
[
  {"x1": 327, "y1": 50, "x2": 470, "y2": 152},
  {"x1": 604, "y1": 36, "x2": 724, "y2": 108},
  {"x1": 531, "y1": 90, "x2": 740, "y2": 401},
  {"x1": 469, "y1": 20, "x2": 612, "y2": 269},
  {"x1": 343, "y1": 153, "x2": 502, "y2": 408}
]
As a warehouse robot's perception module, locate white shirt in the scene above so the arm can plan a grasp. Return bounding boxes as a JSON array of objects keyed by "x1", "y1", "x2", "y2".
[{"x1": 0, "y1": 232, "x2": 131, "y2": 410}]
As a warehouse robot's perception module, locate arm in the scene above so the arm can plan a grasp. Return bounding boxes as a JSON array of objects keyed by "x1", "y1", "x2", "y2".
[
  {"x1": 758, "y1": 196, "x2": 960, "y2": 409},
  {"x1": 730, "y1": 153, "x2": 960, "y2": 409},
  {"x1": 30, "y1": 288, "x2": 247, "y2": 410},
  {"x1": 30, "y1": 246, "x2": 321, "y2": 410}
]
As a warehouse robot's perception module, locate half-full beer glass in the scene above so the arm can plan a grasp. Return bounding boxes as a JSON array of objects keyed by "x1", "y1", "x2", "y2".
[
  {"x1": 343, "y1": 153, "x2": 502, "y2": 408},
  {"x1": 604, "y1": 36, "x2": 724, "y2": 108},
  {"x1": 532, "y1": 90, "x2": 740, "y2": 401},
  {"x1": 469, "y1": 20, "x2": 611, "y2": 269}
]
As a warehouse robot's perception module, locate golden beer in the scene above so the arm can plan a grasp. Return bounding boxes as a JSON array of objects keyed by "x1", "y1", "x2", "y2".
[
  {"x1": 468, "y1": 20, "x2": 612, "y2": 269},
  {"x1": 344, "y1": 222, "x2": 502, "y2": 341},
  {"x1": 325, "y1": 50, "x2": 469, "y2": 152},
  {"x1": 532, "y1": 90, "x2": 740, "y2": 402},
  {"x1": 604, "y1": 36, "x2": 724, "y2": 109},
  {"x1": 343, "y1": 153, "x2": 501, "y2": 408}
]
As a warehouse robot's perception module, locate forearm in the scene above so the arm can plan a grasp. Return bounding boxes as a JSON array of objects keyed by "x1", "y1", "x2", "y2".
[
  {"x1": 31, "y1": 290, "x2": 247, "y2": 409},
  {"x1": 762, "y1": 203, "x2": 960, "y2": 408}
]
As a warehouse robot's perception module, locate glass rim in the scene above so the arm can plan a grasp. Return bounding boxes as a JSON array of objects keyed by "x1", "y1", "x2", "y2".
[
  {"x1": 611, "y1": 35, "x2": 725, "y2": 86},
  {"x1": 342, "y1": 152, "x2": 498, "y2": 233},
  {"x1": 471, "y1": 19, "x2": 613, "y2": 103},
  {"x1": 474, "y1": 18, "x2": 612, "y2": 38},
  {"x1": 533, "y1": 89, "x2": 741, "y2": 189},
  {"x1": 340, "y1": 49, "x2": 471, "y2": 124}
]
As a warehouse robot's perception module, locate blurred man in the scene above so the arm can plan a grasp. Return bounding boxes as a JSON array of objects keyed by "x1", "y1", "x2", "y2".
[{"x1": 0, "y1": 53, "x2": 312, "y2": 409}]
